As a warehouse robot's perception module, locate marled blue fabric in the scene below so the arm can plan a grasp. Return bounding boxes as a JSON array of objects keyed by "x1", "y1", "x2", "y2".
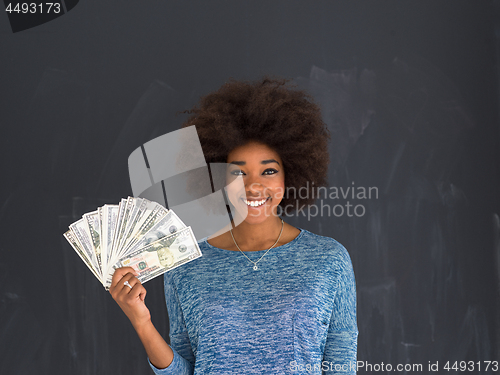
[{"x1": 149, "y1": 228, "x2": 358, "y2": 374}]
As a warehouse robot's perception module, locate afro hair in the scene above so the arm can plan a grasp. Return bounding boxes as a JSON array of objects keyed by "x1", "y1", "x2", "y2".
[{"x1": 181, "y1": 76, "x2": 330, "y2": 214}]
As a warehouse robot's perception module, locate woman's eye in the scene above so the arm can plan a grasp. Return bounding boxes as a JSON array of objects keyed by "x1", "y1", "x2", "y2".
[
  {"x1": 263, "y1": 168, "x2": 278, "y2": 175},
  {"x1": 230, "y1": 169, "x2": 244, "y2": 176}
]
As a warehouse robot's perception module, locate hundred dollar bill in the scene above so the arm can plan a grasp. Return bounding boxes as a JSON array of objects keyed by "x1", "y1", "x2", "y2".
[
  {"x1": 116, "y1": 197, "x2": 145, "y2": 256},
  {"x1": 109, "y1": 226, "x2": 202, "y2": 288},
  {"x1": 114, "y1": 197, "x2": 135, "y2": 255},
  {"x1": 98, "y1": 206, "x2": 103, "y2": 249},
  {"x1": 110, "y1": 198, "x2": 128, "y2": 256},
  {"x1": 102, "y1": 204, "x2": 118, "y2": 278},
  {"x1": 118, "y1": 199, "x2": 160, "y2": 258},
  {"x1": 119, "y1": 204, "x2": 168, "y2": 257},
  {"x1": 69, "y1": 218, "x2": 99, "y2": 272},
  {"x1": 119, "y1": 198, "x2": 147, "y2": 252},
  {"x1": 63, "y1": 230, "x2": 102, "y2": 284},
  {"x1": 83, "y1": 210, "x2": 102, "y2": 277},
  {"x1": 124, "y1": 209, "x2": 187, "y2": 256}
]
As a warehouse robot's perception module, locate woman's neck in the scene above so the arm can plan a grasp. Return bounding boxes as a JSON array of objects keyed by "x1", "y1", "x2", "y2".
[{"x1": 230, "y1": 216, "x2": 284, "y2": 251}]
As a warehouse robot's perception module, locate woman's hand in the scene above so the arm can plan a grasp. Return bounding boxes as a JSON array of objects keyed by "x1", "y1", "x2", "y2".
[
  {"x1": 109, "y1": 267, "x2": 175, "y2": 369},
  {"x1": 109, "y1": 267, "x2": 151, "y2": 329}
]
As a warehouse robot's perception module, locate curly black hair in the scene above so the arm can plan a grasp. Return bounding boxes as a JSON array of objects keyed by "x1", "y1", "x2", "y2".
[{"x1": 181, "y1": 76, "x2": 330, "y2": 214}]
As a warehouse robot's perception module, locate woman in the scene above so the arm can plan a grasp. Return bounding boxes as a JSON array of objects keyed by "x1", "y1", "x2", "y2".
[{"x1": 110, "y1": 77, "x2": 358, "y2": 374}]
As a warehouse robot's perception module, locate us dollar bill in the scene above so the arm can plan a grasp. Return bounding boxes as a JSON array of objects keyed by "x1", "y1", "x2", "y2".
[
  {"x1": 110, "y1": 198, "x2": 128, "y2": 256},
  {"x1": 124, "y1": 209, "x2": 187, "y2": 256},
  {"x1": 111, "y1": 226, "x2": 201, "y2": 287},
  {"x1": 114, "y1": 197, "x2": 135, "y2": 255},
  {"x1": 102, "y1": 204, "x2": 118, "y2": 277},
  {"x1": 64, "y1": 230, "x2": 102, "y2": 283},
  {"x1": 119, "y1": 198, "x2": 148, "y2": 252},
  {"x1": 83, "y1": 210, "x2": 102, "y2": 276},
  {"x1": 69, "y1": 218, "x2": 99, "y2": 273},
  {"x1": 119, "y1": 204, "x2": 168, "y2": 256}
]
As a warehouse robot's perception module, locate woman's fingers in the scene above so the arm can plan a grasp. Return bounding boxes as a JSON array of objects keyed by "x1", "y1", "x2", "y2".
[
  {"x1": 122, "y1": 279, "x2": 147, "y2": 302},
  {"x1": 109, "y1": 267, "x2": 138, "y2": 294},
  {"x1": 109, "y1": 268, "x2": 151, "y2": 327},
  {"x1": 116, "y1": 275, "x2": 147, "y2": 300},
  {"x1": 117, "y1": 276, "x2": 142, "y2": 298},
  {"x1": 135, "y1": 281, "x2": 147, "y2": 302}
]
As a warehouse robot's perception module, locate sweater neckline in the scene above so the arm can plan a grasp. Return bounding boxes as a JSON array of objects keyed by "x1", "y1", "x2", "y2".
[{"x1": 202, "y1": 227, "x2": 306, "y2": 253}]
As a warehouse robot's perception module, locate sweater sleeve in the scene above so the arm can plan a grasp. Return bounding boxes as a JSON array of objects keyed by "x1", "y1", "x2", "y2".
[
  {"x1": 323, "y1": 246, "x2": 358, "y2": 375},
  {"x1": 148, "y1": 273, "x2": 195, "y2": 375}
]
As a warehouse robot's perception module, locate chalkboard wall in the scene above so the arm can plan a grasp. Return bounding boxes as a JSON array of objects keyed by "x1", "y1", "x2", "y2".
[{"x1": 1, "y1": 1, "x2": 499, "y2": 374}]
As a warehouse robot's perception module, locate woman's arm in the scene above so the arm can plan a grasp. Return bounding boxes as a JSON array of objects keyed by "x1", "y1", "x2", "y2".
[
  {"x1": 133, "y1": 319, "x2": 174, "y2": 369},
  {"x1": 323, "y1": 246, "x2": 358, "y2": 374},
  {"x1": 109, "y1": 267, "x2": 178, "y2": 372}
]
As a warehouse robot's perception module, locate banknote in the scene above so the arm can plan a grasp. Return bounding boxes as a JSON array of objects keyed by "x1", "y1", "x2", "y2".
[
  {"x1": 111, "y1": 198, "x2": 129, "y2": 257},
  {"x1": 64, "y1": 230, "x2": 102, "y2": 282},
  {"x1": 125, "y1": 209, "x2": 187, "y2": 255},
  {"x1": 102, "y1": 204, "x2": 119, "y2": 280},
  {"x1": 113, "y1": 226, "x2": 201, "y2": 286},
  {"x1": 118, "y1": 205, "x2": 168, "y2": 258},
  {"x1": 119, "y1": 198, "x2": 148, "y2": 252},
  {"x1": 63, "y1": 197, "x2": 202, "y2": 288},
  {"x1": 83, "y1": 210, "x2": 102, "y2": 274},
  {"x1": 114, "y1": 197, "x2": 136, "y2": 255},
  {"x1": 69, "y1": 218, "x2": 99, "y2": 272}
]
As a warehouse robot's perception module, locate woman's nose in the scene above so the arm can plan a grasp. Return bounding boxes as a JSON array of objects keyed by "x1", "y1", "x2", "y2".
[{"x1": 245, "y1": 176, "x2": 264, "y2": 195}]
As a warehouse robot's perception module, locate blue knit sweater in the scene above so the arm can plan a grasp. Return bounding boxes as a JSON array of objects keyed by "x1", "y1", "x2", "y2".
[{"x1": 148, "y1": 228, "x2": 358, "y2": 374}]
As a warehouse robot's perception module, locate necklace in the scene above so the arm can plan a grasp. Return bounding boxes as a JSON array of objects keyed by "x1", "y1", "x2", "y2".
[{"x1": 229, "y1": 219, "x2": 284, "y2": 271}]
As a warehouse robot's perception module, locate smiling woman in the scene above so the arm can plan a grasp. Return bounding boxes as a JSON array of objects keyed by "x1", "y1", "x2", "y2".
[{"x1": 110, "y1": 77, "x2": 358, "y2": 375}]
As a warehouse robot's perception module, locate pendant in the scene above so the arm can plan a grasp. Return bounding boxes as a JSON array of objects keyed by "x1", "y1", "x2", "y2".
[{"x1": 253, "y1": 265, "x2": 258, "y2": 271}]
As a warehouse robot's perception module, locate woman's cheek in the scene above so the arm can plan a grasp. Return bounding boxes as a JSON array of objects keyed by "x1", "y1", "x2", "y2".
[
  {"x1": 274, "y1": 184, "x2": 285, "y2": 201},
  {"x1": 225, "y1": 175, "x2": 245, "y2": 206}
]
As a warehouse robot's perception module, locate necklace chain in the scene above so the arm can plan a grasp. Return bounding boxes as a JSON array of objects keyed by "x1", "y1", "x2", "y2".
[{"x1": 230, "y1": 219, "x2": 284, "y2": 271}]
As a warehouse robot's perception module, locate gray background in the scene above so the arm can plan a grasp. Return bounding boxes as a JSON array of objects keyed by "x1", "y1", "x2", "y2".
[{"x1": 1, "y1": 1, "x2": 499, "y2": 374}]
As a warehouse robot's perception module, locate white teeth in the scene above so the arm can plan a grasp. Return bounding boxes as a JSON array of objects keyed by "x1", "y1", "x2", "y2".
[{"x1": 243, "y1": 198, "x2": 268, "y2": 207}]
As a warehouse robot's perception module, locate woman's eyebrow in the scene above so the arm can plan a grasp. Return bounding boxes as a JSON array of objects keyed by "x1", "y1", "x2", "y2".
[
  {"x1": 228, "y1": 159, "x2": 280, "y2": 166},
  {"x1": 261, "y1": 159, "x2": 280, "y2": 165}
]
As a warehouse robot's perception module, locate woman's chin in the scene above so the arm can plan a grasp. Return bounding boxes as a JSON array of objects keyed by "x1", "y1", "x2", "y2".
[
  {"x1": 243, "y1": 215, "x2": 268, "y2": 225},
  {"x1": 242, "y1": 209, "x2": 279, "y2": 225}
]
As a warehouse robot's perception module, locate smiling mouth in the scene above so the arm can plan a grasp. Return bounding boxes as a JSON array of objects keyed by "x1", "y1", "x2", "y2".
[{"x1": 242, "y1": 197, "x2": 270, "y2": 207}]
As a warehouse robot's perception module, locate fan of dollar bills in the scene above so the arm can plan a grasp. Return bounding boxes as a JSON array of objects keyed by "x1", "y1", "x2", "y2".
[{"x1": 63, "y1": 197, "x2": 202, "y2": 290}]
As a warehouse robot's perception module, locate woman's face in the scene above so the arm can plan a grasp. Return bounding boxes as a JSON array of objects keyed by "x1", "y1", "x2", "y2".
[{"x1": 226, "y1": 141, "x2": 285, "y2": 225}]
